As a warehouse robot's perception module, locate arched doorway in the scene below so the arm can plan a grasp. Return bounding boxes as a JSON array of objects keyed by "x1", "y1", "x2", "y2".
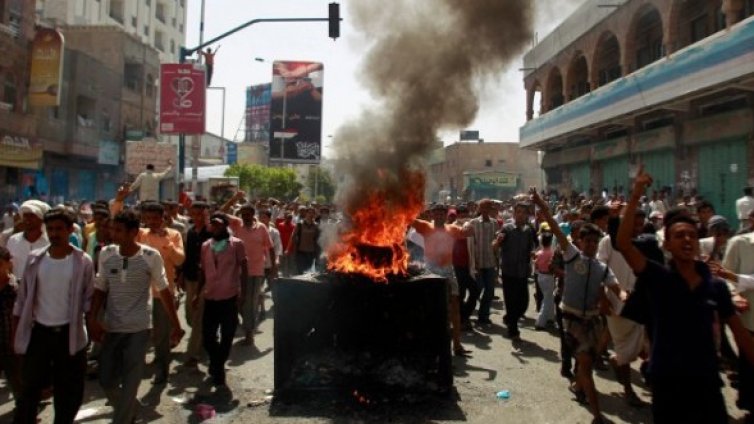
[
  {"x1": 545, "y1": 67, "x2": 564, "y2": 112},
  {"x1": 630, "y1": 6, "x2": 664, "y2": 71},
  {"x1": 567, "y1": 55, "x2": 590, "y2": 101},
  {"x1": 594, "y1": 32, "x2": 621, "y2": 87}
]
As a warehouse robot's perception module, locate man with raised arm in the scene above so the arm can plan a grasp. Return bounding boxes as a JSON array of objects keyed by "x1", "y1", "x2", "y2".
[
  {"x1": 531, "y1": 188, "x2": 620, "y2": 424},
  {"x1": 616, "y1": 166, "x2": 754, "y2": 424}
]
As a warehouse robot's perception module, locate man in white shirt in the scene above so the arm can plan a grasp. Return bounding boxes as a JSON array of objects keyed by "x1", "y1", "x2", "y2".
[
  {"x1": 736, "y1": 187, "x2": 754, "y2": 232},
  {"x1": 129, "y1": 161, "x2": 173, "y2": 203},
  {"x1": 7, "y1": 200, "x2": 50, "y2": 275},
  {"x1": 596, "y1": 212, "x2": 647, "y2": 407},
  {"x1": 723, "y1": 225, "x2": 754, "y2": 416}
]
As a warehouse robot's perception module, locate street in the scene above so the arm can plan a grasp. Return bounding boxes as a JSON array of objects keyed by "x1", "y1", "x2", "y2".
[{"x1": 0, "y1": 283, "x2": 745, "y2": 424}]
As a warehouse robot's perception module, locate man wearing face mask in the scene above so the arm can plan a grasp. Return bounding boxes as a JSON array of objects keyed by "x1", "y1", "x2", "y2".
[{"x1": 195, "y1": 213, "x2": 247, "y2": 387}]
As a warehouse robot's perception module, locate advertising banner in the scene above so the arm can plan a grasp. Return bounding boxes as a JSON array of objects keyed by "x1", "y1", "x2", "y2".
[
  {"x1": 269, "y1": 61, "x2": 323, "y2": 164},
  {"x1": 245, "y1": 83, "x2": 272, "y2": 143},
  {"x1": 0, "y1": 134, "x2": 44, "y2": 170},
  {"x1": 125, "y1": 140, "x2": 176, "y2": 175},
  {"x1": 29, "y1": 28, "x2": 64, "y2": 107},
  {"x1": 98, "y1": 140, "x2": 120, "y2": 165},
  {"x1": 159, "y1": 64, "x2": 206, "y2": 134},
  {"x1": 464, "y1": 172, "x2": 518, "y2": 190},
  {"x1": 237, "y1": 143, "x2": 266, "y2": 166}
]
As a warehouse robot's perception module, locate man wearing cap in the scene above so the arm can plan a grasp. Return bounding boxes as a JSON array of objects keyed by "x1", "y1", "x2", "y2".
[
  {"x1": 7, "y1": 200, "x2": 50, "y2": 276},
  {"x1": 700, "y1": 215, "x2": 731, "y2": 262},
  {"x1": 737, "y1": 187, "x2": 754, "y2": 232},
  {"x1": 196, "y1": 213, "x2": 247, "y2": 386}
]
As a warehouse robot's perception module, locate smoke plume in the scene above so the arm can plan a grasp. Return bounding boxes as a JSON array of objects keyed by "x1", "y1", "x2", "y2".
[{"x1": 331, "y1": 0, "x2": 534, "y2": 232}]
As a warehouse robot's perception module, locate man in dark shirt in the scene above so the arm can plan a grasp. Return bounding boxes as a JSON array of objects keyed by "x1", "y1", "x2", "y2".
[
  {"x1": 181, "y1": 202, "x2": 212, "y2": 367},
  {"x1": 617, "y1": 167, "x2": 754, "y2": 424},
  {"x1": 493, "y1": 202, "x2": 538, "y2": 340}
]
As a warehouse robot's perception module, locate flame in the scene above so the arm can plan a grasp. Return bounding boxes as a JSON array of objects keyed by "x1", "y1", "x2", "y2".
[{"x1": 328, "y1": 170, "x2": 425, "y2": 282}]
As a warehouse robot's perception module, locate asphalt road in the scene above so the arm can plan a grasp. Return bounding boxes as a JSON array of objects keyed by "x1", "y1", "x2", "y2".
[{"x1": 0, "y1": 283, "x2": 746, "y2": 423}]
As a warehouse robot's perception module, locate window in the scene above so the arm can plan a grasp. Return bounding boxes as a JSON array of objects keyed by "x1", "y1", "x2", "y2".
[
  {"x1": 143, "y1": 25, "x2": 149, "y2": 36},
  {"x1": 154, "y1": 30, "x2": 164, "y2": 51},
  {"x1": 170, "y1": 39, "x2": 175, "y2": 54},
  {"x1": 109, "y1": 0, "x2": 124, "y2": 23},
  {"x1": 155, "y1": 2, "x2": 165, "y2": 23},
  {"x1": 172, "y1": 17, "x2": 176, "y2": 27},
  {"x1": 124, "y1": 63, "x2": 143, "y2": 91},
  {"x1": 484, "y1": 159, "x2": 493, "y2": 167},
  {"x1": 131, "y1": 16, "x2": 137, "y2": 27},
  {"x1": 48, "y1": 107, "x2": 60, "y2": 120},
  {"x1": 145, "y1": 74, "x2": 154, "y2": 97},
  {"x1": 180, "y1": 0, "x2": 185, "y2": 7},
  {"x1": 2, "y1": 73, "x2": 17, "y2": 111},
  {"x1": 76, "y1": 96, "x2": 96, "y2": 127},
  {"x1": 179, "y1": 23, "x2": 183, "y2": 33},
  {"x1": 101, "y1": 110, "x2": 111, "y2": 132},
  {"x1": 145, "y1": 0, "x2": 151, "y2": 6},
  {"x1": 747, "y1": 0, "x2": 754, "y2": 18}
]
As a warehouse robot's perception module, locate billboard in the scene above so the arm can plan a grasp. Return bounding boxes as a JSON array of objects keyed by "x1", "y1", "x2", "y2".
[
  {"x1": 29, "y1": 28, "x2": 64, "y2": 107},
  {"x1": 464, "y1": 171, "x2": 518, "y2": 190},
  {"x1": 159, "y1": 64, "x2": 206, "y2": 135},
  {"x1": 245, "y1": 83, "x2": 271, "y2": 143},
  {"x1": 269, "y1": 61, "x2": 323, "y2": 164},
  {"x1": 125, "y1": 139, "x2": 176, "y2": 175}
]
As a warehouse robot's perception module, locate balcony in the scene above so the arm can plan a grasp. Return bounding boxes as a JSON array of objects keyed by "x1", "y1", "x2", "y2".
[{"x1": 520, "y1": 15, "x2": 754, "y2": 149}]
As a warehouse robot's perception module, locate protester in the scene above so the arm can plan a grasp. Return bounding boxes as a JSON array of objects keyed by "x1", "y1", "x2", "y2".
[
  {"x1": 7, "y1": 200, "x2": 50, "y2": 276},
  {"x1": 89, "y1": 210, "x2": 184, "y2": 424},
  {"x1": 287, "y1": 207, "x2": 320, "y2": 275},
  {"x1": 13, "y1": 208, "x2": 93, "y2": 424},
  {"x1": 618, "y1": 167, "x2": 754, "y2": 424},
  {"x1": 182, "y1": 201, "x2": 212, "y2": 368},
  {"x1": 493, "y1": 201, "x2": 538, "y2": 340},
  {"x1": 534, "y1": 231, "x2": 556, "y2": 330},
  {"x1": 463, "y1": 199, "x2": 499, "y2": 327},
  {"x1": 129, "y1": 161, "x2": 173, "y2": 203},
  {"x1": 197, "y1": 213, "x2": 247, "y2": 387},
  {"x1": 532, "y1": 189, "x2": 620, "y2": 424},
  {"x1": 0, "y1": 246, "x2": 20, "y2": 406}
]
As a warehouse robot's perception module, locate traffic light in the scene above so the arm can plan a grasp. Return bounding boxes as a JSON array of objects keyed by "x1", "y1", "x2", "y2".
[{"x1": 329, "y1": 3, "x2": 340, "y2": 40}]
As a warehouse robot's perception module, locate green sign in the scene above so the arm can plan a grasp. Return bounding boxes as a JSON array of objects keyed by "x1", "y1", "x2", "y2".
[{"x1": 466, "y1": 172, "x2": 518, "y2": 190}]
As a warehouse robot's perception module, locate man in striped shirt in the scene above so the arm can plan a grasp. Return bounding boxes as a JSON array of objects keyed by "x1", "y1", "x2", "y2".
[
  {"x1": 463, "y1": 199, "x2": 500, "y2": 326},
  {"x1": 89, "y1": 211, "x2": 184, "y2": 424}
]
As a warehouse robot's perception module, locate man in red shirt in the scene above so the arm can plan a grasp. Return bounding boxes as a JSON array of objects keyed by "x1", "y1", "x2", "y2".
[{"x1": 277, "y1": 212, "x2": 296, "y2": 277}]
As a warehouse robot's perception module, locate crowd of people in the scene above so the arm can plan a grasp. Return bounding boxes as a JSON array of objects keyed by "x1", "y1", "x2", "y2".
[
  {"x1": 407, "y1": 177, "x2": 754, "y2": 424},
  {"x1": 0, "y1": 170, "x2": 753, "y2": 423}
]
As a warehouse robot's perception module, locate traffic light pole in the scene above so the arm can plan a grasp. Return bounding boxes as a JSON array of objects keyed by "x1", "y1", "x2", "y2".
[{"x1": 177, "y1": 6, "x2": 341, "y2": 189}]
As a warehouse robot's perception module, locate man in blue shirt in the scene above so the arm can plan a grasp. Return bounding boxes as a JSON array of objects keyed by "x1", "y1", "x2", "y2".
[{"x1": 617, "y1": 166, "x2": 754, "y2": 424}]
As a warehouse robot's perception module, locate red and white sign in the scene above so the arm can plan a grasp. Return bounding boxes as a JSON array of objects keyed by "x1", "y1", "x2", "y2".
[{"x1": 159, "y1": 64, "x2": 206, "y2": 135}]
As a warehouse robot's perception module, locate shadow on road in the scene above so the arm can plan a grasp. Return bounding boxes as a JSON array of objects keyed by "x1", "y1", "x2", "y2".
[{"x1": 268, "y1": 387, "x2": 467, "y2": 422}]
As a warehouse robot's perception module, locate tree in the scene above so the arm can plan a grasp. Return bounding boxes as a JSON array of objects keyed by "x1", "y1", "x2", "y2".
[
  {"x1": 224, "y1": 164, "x2": 302, "y2": 200},
  {"x1": 305, "y1": 166, "x2": 337, "y2": 203}
]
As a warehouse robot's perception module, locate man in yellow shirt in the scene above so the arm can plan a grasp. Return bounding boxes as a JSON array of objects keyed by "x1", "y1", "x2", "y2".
[{"x1": 137, "y1": 202, "x2": 185, "y2": 384}]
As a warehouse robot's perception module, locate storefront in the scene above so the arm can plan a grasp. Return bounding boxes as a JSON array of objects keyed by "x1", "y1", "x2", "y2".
[
  {"x1": 634, "y1": 126, "x2": 676, "y2": 193},
  {"x1": 593, "y1": 137, "x2": 629, "y2": 195},
  {"x1": 685, "y1": 109, "x2": 752, "y2": 223},
  {"x1": 0, "y1": 133, "x2": 44, "y2": 204}
]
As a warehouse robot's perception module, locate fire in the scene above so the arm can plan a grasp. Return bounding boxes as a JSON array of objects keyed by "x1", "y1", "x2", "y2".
[{"x1": 328, "y1": 170, "x2": 425, "y2": 282}]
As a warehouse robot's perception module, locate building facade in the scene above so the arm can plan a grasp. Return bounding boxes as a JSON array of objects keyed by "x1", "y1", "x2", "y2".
[
  {"x1": 36, "y1": 26, "x2": 160, "y2": 202},
  {"x1": 0, "y1": 0, "x2": 41, "y2": 204},
  {"x1": 520, "y1": 0, "x2": 754, "y2": 223},
  {"x1": 427, "y1": 142, "x2": 541, "y2": 203},
  {"x1": 35, "y1": 0, "x2": 187, "y2": 62}
]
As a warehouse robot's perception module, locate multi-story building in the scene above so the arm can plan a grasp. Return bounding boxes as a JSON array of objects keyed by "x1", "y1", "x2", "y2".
[
  {"x1": 520, "y1": 0, "x2": 754, "y2": 223},
  {"x1": 31, "y1": 26, "x2": 160, "y2": 202},
  {"x1": 35, "y1": 0, "x2": 187, "y2": 62},
  {"x1": 0, "y1": 0, "x2": 40, "y2": 204},
  {"x1": 427, "y1": 142, "x2": 541, "y2": 202}
]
